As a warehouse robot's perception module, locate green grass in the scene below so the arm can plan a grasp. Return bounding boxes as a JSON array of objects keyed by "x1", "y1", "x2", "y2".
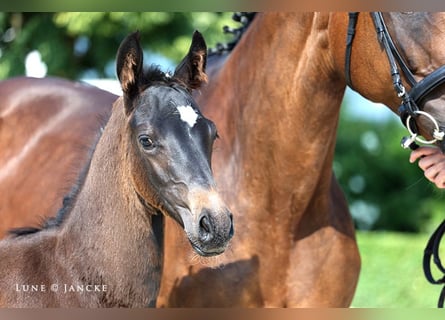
[{"x1": 351, "y1": 231, "x2": 444, "y2": 308}]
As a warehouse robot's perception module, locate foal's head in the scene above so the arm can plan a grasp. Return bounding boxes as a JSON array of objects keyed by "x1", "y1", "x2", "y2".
[{"x1": 116, "y1": 31, "x2": 233, "y2": 256}]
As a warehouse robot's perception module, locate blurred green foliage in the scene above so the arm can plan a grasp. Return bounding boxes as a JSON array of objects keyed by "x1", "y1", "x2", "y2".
[
  {"x1": 335, "y1": 100, "x2": 445, "y2": 233},
  {"x1": 0, "y1": 12, "x2": 234, "y2": 79}
]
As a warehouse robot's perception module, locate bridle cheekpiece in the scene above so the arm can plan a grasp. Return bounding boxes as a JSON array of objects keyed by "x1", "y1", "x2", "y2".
[
  {"x1": 346, "y1": 12, "x2": 445, "y2": 308},
  {"x1": 345, "y1": 12, "x2": 445, "y2": 150}
]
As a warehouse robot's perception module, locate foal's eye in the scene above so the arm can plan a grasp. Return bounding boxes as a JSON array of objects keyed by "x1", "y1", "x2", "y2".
[{"x1": 138, "y1": 135, "x2": 156, "y2": 150}]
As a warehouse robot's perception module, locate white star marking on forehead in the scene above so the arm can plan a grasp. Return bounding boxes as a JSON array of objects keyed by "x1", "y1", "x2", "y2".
[{"x1": 177, "y1": 105, "x2": 198, "y2": 128}]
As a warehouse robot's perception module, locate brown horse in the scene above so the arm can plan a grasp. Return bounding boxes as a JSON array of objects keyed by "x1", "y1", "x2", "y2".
[
  {"x1": 0, "y1": 31, "x2": 233, "y2": 307},
  {"x1": 1, "y1": 12, "x2": 445, "y2": 307},
  {"x1": 0, "y1": 77, "x2": 116, "y2": 238},
  {"x1": 156, "y1": 12, "x2": 445, "y2": 307}
]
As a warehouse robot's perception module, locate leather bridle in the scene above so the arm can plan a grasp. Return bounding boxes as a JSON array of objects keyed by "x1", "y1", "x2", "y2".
[
  {"x1": 346, "y1": 12, "x2": 445, "y2": 308},
  {"x1": 345, "y1": 12, "x2": 445, "y2": 150}
]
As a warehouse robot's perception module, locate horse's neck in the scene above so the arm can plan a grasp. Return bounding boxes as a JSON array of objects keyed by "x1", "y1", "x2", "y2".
[
  {"x1": 58, "y1": 102, "x2": 163, "y2": 306},
  {"x1": 208, "y1": 13, "x2": 345, "y2": 201}
]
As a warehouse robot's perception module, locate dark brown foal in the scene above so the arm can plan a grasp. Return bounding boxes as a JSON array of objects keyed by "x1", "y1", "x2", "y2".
[{"x1": 0, "y1": 31, "x2": 233, "y2": 307}]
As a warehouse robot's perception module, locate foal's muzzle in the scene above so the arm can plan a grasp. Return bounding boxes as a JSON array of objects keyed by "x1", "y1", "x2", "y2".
[{"x1": 192, "y1": 208, "x2": 234, "y2": 257}]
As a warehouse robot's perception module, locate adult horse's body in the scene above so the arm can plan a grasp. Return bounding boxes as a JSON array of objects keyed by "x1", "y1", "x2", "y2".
[
  {"x1": 157, "y1": 12, "x2": 445, "y2": 307},
  {"x1": 0, "y1": 31, "x2": 233, "y2": 307},
  {"x1": 0, "y1": 77, "x2": 116, "y2": 238},
  {"x1": 1, "y1": 12, "x2": 445, "y2": 307}
]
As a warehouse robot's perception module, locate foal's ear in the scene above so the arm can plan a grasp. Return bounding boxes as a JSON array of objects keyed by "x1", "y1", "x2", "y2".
[
  {"x1": 174, "y1": 30, "x2": 208, "y2": 90},
  {"x1": 116, "y1": 31, "x2": 143, "y2": 115}
]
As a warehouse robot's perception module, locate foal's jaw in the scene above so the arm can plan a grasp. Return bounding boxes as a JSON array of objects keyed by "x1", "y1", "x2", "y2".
[
  {"x1": 133, "y1": 179, "x2": 233, "y2": 257},
  {"x1": 146, "y1": 185, "x2": 234, "y2": 257}
]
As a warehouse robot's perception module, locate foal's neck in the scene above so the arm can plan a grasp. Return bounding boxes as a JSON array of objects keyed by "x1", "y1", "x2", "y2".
[{"x1": 58, "y1": 101, "x2": 163, "y2": 307}]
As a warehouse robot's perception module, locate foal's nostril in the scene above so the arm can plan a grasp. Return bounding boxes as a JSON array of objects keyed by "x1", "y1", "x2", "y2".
[
  {"x1": 228, "y1": 213, "x2": 234, "y2": 238},
  {"x1": 198, "y1": 210, "x2": 233, "y2": 245},
  {"x1": 199, "y1": 215, "x2": 212, "y2": 234}
]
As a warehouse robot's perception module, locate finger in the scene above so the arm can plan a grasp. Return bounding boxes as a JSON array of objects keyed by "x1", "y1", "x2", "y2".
[
  {"x1": 410, "y1": 146, "x2": 441, "y2": 163},
  {"x1": 434, "y1": 171, "x2": 445, "y2": 189},
  {"x1": 424, "y1": 165, "x2": 441, "y2": 182},
  {"x1": 418, "y1": 153, "x2": 445, "y2": 171},
  {"x1": 423, "y1": 160, "x2": 445, "y2": 181}
]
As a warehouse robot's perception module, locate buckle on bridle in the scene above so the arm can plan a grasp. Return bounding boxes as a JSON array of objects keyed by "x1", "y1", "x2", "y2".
[
  {"x1": 401, "y1": 110, "x2": 445, "y2": 149},
  {"x1": 400, "y1": 134, "x2": 419, "y2": 150}
]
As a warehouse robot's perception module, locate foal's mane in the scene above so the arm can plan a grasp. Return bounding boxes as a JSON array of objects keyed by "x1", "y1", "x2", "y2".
[{"x1": 8, "y1": 66, "x2": 176, "y2": 238}]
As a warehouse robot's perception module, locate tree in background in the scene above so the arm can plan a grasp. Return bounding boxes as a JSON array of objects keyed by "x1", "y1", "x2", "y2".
[
  {"x1": 334, "y1": 99, "x2": 445, "y2": 233},
  {"x1": 0, "y1": 12, "x2": 234, "y2": 79}
]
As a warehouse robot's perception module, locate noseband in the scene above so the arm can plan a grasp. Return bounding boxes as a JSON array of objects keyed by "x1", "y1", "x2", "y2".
[{"x1": 345, "y1": 12, "x2": 445, "y2": 150}]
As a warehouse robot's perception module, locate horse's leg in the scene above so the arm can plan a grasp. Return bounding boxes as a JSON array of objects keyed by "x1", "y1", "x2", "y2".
[{"x1": 285, "y1": 178, "x2": 360, "y2": 307}]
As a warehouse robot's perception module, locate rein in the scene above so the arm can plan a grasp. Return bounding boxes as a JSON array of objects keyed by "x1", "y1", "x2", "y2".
[
  {"x1": 345, "y1": 12, "x2": 445, "y2": 150},
  {"x1": 423, "y1": 220, "x2": 445, "y2": 308},
  {"x1": 346, "y1": 12, "x2": 445, "y2": 308}
]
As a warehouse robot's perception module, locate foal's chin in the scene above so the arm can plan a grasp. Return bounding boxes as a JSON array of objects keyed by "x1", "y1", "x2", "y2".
[
  {"x1": 188, "y1": 240, "x2": 228, "y2": 257},
  {"x1": 190, "y1": 241, "x2": 226, "y2": 257}
]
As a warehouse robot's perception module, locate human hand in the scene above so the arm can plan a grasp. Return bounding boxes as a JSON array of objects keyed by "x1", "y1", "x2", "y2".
[{"x1": 410, "y1": 146, "x2": 445, "y2": 188}]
